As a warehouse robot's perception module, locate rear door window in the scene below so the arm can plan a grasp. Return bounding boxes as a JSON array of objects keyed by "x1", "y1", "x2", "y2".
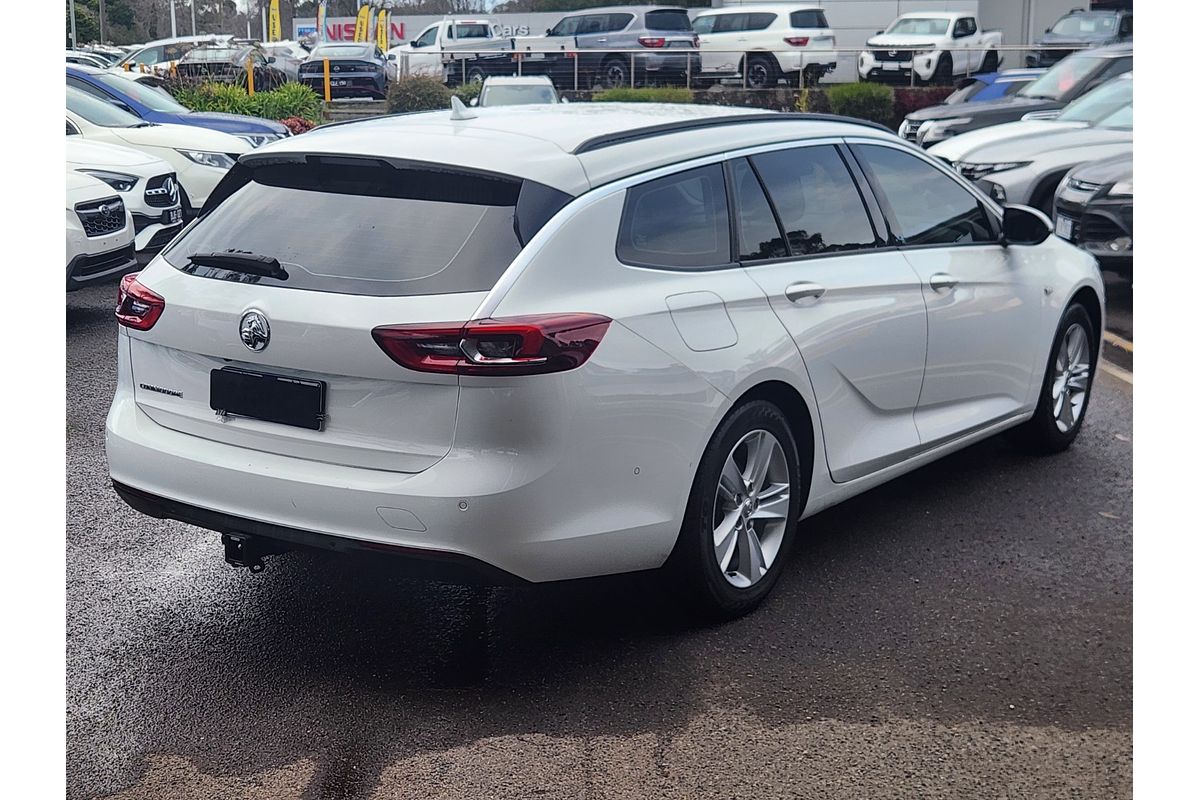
[
  {"x1": 790, "y1": 10, "x2": 829, "y2": 29},
  {"x1": 745, "y1": 13, "x2": 777, "y2": 31},
  {"x1": 163, "y1": 160, "x2": 568, "y2": 297},
  {"x1": 645, "y1": 10, "x2": 693, "y2": 32},
  {"x1": 731, "y1": 159, "x2": 788, "y2": 261},
  {"x1": 750, "y1": 145, "x2": 878, "y2": 256},
  {"x1": 851, "y1": 145, "x2": 996, "y2": 246},
  {"x1": 617, "y1": 164, "x2": 731, "y2": 269}
]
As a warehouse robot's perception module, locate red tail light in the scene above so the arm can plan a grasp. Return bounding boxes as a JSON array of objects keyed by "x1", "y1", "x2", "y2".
[
  {"x1": 638, "y1": 37, "x2": 666, "y2": 48},
  {"x1": 784, "y1": 36, "x2": 810, "y2": 46},
  {"x1": 372, "y1": 314, "x2": 612, "y2": 377},
  {"x1": 115, "y1": 273, "x2": 165, "y2": 331}
]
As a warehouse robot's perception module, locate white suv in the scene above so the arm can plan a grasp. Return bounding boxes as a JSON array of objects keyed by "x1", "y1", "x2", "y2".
[
  {"x1": 107, "y1": 104, "x2": 1103, "y2": 619},
  {"x1": 692, "y1": 5, "x2": 838, "y2": 88}
]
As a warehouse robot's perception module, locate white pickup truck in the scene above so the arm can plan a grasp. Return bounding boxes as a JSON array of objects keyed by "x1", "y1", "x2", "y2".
[
  {"x1": 858, "y1": 12, "x2": 1001, "y2": 84},
  {"x1": 388, "y1": 18, "x2": 510, "y2": 81}
]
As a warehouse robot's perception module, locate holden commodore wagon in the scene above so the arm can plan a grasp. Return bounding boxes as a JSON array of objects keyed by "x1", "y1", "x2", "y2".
[{"x1": 107, "y1": 103, "x2": 1103, "y2": 619}]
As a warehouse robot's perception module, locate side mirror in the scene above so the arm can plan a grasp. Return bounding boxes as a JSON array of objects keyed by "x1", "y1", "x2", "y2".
[
  {"x1": 387, "y1": 53, "x2": 396, "y2": 61},
  {"x1": 1002, "y1": 204, "x2": 1052, "y2": 246},
  {"x1": 469, "y1": 97, "x2": 478, "y2": 106},
  {"x1": 561, "y1": 96, "x2": 569, "y2": 103},
  {"x1": 266, "y1": 56, "x2": 276, "y2": 64},
  {"x1": 546, "y1": 28, "x2": 553, "y2": 35},
  {"x1": 876, "y1": 29, "x2": 884, "y2": 35}
]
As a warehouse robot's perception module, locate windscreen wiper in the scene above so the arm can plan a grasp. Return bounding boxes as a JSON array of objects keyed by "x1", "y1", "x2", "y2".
[{"x1": 189, "y1": 250, "x2": 289, "y2": 280}]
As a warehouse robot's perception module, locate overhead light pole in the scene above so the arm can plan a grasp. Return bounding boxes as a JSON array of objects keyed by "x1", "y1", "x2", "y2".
[
  {"x1": 69, "y1": 0, "x2": 77, "y2": 48},
  {"x1": 170, "y1": 0, "x2": 177, "y2": 37},
  {"x1": 191, "y1": 0, "x2": 197, "y2": 35},
  {"x1": 99, "y1": 0, "x2": 106, "y2": 44}
]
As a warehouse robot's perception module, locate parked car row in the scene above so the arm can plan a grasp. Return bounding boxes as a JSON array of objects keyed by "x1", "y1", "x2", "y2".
[
  {"x1": 905, "y1": 46, "x2": 1133, "y2": 278},
  {"x1": 64, "y1": 66, "x2": 292, "y2": 290}
]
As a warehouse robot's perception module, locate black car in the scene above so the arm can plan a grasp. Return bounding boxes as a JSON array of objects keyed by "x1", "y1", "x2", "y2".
[
  {"x1": 299, "y1": 43, "x2": 394, "y2": 99},
  {"x1": 177, "y1": 44, "x2": 288, "y2": 91},
  {"x1": 1054, "y1": 152, "x2": 1132, "y2": 276},
  {"x1": 1027, "y1": 7, "x2": 1132, "y2": 68},
  {"x1": 901, "y1": 43, "x2": 1132, "y2": 147}
]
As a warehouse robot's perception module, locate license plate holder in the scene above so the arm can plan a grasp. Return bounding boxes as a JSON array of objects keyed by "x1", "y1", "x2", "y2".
[
  {"x1": 210, "y1": 367, "x2": 326, "y2": 431},
  {"x1": 163, "y1": 207, "x2": 182, "y2": 225},
  {"x1": 883, "y1": 62, "x2": 900, "y2": 71},
  {"x1": 1055, "y1": 215, "x2": 1075, "y2": 241}
]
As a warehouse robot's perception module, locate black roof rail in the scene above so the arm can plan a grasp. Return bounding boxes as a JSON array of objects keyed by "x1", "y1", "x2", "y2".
[{"x1": 572, "y1": 112, "x2": 895, "y2": 155}]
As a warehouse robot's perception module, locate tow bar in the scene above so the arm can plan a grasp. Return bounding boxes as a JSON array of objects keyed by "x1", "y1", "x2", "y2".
[{"x1": 222, "y1": 533, "x2": 290, "y2": 573}]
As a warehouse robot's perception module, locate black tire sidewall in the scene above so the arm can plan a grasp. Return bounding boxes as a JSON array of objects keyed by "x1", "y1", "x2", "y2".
[{"x1": 672, "y1": 400, "x2": 803, "y2": 619}]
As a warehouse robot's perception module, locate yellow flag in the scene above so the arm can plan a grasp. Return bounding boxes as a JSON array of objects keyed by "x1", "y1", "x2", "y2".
[
  {"x1": 376, "y1": 9, "x2": 389, "y2": 50},
  {"x1": 354, "y1": 4, "x2": 372, "y2": 43},
  {"x1": 267, "y1": 0, "x2": 282, "y2": 42}
]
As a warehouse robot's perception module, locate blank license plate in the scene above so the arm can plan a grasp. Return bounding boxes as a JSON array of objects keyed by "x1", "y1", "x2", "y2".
[
  {"x1": 883, "y1": 62, "x2": 900, "y2": 71},
  {"x1": 1055, "y1": 215, "x2": 1075, "y2": 240},
  {"x1": 210, "y1": 367, "x2": 326, "y2": 431}
]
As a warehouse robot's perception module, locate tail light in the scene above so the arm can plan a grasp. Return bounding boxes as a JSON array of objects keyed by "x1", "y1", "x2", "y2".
[
  {"x1": 638, "y1": 37, "x2": 666, "y2": 48},
  {"x1": 784, "y1": 37, "x2": 810, "y2": 47},
  {"x1": 115, "y1": 273, "x2": 165, "y2": 331},
  {"x1": 372, "y1": 314, "x2": 612, "y2": 376}
]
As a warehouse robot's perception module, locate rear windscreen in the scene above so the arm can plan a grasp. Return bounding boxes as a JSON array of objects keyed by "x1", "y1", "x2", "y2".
[
  {"x1": 645, "y1": 10, "x2": 692, "y2": 31},
  {"x1": 163, "y1": 160, "x2": 566, "y2": 297},
  {"x1": 790, "y1": 10, "x2": 829, "y2": 28}
]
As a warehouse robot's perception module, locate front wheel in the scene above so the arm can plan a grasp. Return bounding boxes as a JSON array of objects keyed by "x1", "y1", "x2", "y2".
[
  {"x1": 1009, "y1": 303, "x2": 1097, "y2": 453},
  {"x1": 668, "y1": 400, "x2": 802, "y2": 620},
  {"x1": 981, "y1": 50, "x2": 999, "y2": 72},
  {"x1": 931, "y1": 54, "x2": 953, "y2": 85}
]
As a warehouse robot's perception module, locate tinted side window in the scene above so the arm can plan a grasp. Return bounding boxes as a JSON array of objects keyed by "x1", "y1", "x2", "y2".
[
  {"x1": 714, "y1": 14, "x2": 747, "y2": 34},
  {"x1": 852, "y1": 145, "x2": 996, "y2": 245},
  {"x1": 731, "y1": 159, "x2": 788, "y2": 261},
  {"x1": 607, "y1": 13, "x2": 635, "y2": 32},
  {"x1": 67, "y1": 75, "x2": 113, "y2": 102},
  {"x1": 618, "y1": 164, "x2": 731, "y2": 269},
  {"x1": 750, "y1": 146, "x2": 878, "y2": 256},
  {"x1": 746, "y1": 13, "x2": 777, "y2": 31},
  {"x1": 790, "y1": 10, "x2": 828, "y2": 28}
]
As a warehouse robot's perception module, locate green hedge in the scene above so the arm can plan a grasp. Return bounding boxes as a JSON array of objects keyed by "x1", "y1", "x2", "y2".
[
  {"x1": 592, "y1": 87, "x2": 694, "y2": 103},
  {"x1": 826, "y1": 83, "x2": 894, "y2": 125},
  {"x1": 386, "y1": 76, "x2": 452, "y2": 113},
  {"x1": 168, "y1": 81, "x2": 323, "y2": 125}
]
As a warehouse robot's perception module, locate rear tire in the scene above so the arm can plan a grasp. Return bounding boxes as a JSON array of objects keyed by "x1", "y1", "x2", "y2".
[
  {"x1": 745, "y1": 54, "x2": 778, "y2": 89},
  {"x1": 1009, "y1": 303, "x2": 1097, "y2": 453},
  {"x1": 668, "y1": 400, "x2": 802, "y2": 621},
  {"x1": 981, "y1": 51, "x2": 999, "y2": 72},
  {"x1": 599, "y1": 57, "x2": 629, "y2": 89}
]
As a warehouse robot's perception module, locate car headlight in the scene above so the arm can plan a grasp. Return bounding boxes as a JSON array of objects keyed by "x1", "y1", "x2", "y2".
[
  {"x1": 235, "y1": 133, "x2": 285, "y2": 148},
  {"x1": 955, "y1": 161, "x2": 1032, "y2": 181},
  {"x1": 1107, "y1": 178, "x2": 1133, "y2": 198},
  {"x1": 175, "y1": 149, "x2": 237, "y2": 169},
  {"x1": 917, "y1": 117, "x2": 971, "y2": 145},
  {"x1": 78, "y1": 169, "x2": 138, "y2": 192}
]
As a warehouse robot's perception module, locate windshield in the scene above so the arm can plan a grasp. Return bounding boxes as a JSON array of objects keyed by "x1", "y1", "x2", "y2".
[
  {"x1": 1051, "y1": 12, "x2": 1118, "y2": 37},
  {"x1": 183, "y1": 47, "x2": 245, "y2": 62},
  {"x1": 944, "y1": 79, "x2": 985, "y2": 104},
  {"x1": 95, "y1": 72, "x2": 189, "y2": 112},
  {"x1": 481, "y1": 85, "x2": 558, "y2": 106},
  {"x1": 885, "y1": 18, "x2": 949, "y2": 36},
  {"x1": 66, "y1": 86, "x2": 144, "y2": 127},
  {"x1": 1020, "y1": 54, "x2": 1103, "y2": 101},
  {"x1": 312, "y1": 44, "x2": 373, "y2": 59},
  {"x1": 1058, "y1": 77, "x2": 1132, "y2": 124},
  {"x1": 1096, "y1": 104, "x2": 1132, "y2": 130}
]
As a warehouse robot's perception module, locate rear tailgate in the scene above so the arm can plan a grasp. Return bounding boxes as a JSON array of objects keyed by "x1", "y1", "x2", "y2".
[
  {"x1": 124, "y1": 155, "x2": 565, "y2": 474},
  {"x1": 127, "y1": 272, "x2": 482, "y2": 473}
]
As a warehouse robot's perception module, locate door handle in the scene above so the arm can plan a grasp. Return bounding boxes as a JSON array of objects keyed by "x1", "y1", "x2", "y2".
[
  {"x1": 929, "y1": 273, "x2": 959, "y2": 292},
  {"x1": 785, "y1": 282, "x2": 825, "y2": 303}
]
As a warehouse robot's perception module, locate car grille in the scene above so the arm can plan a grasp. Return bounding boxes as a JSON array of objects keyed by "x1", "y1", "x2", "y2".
[
  {"x1": 1080, "y1": 213, "x2": 1126, "y2": 243},
  {"x1": 873, "y1": 49, "x2": 913, "y2": 62},
  {"x1": 76, "y1": 197, "x2": 126, "y2": 238},
  {"x1": 899, "y1": 119, "x2": 920, "y2": 142},
  {"x1": 144, "y1": 173, "x2": 179, "y2": 208},
  {"x1": 74, "y1": 243, "x2": 135, "y2": 277}
]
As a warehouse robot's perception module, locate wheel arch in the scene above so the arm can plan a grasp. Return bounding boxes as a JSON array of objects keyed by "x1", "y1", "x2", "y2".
[
  {"x1": 740, "y1": 51, "x2": 782, "y2": 80},
  {"x1": 728, "y1": 379, "x2": 816, "y2": 516},
  {"x1": 1030, "y1": 168, "x2": 1072, "y2": 215},
  {"x1": 1068, "y1": 285, "x2": 1104, "y2": 360}
]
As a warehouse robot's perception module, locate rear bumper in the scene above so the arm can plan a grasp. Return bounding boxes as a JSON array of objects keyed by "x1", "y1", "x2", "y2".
[{"x1": 300, "y1": 74, "x2": 386, "y2": 97}]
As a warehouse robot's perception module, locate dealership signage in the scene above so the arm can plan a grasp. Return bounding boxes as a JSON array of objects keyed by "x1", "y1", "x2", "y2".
[{"x1": 294, "y1": 15, "x2": 564, "y2": 46}]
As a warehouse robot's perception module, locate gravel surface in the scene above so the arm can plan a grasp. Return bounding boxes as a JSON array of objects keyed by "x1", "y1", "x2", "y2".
[{"x1": 67, "y1": 281, "x2": 1132, "y2": 800}]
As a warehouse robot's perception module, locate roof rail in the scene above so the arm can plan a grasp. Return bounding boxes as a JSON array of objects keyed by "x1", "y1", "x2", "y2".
[{"x1": 572, "y1": 113, "x2": 895, "y2": 155}]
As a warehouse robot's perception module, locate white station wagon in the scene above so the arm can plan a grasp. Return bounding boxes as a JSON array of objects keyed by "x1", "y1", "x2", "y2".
[{"x1": 107, "y1": 104, "x2": 1104, "y2": 619}]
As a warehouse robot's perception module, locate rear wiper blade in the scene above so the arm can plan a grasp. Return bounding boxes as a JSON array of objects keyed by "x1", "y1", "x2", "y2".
[{"x1": 189, "y1": 250, "x2": 289, "y2": 280}]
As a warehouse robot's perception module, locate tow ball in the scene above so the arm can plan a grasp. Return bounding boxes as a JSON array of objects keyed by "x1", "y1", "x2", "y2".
[{"x1": 222, "y1": 533, "x2": 290, "y2": 573}]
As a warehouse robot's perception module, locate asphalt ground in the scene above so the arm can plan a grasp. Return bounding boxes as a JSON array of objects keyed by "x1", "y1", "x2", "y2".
[{"x1": 67, "y1": 279, "x2": 1133, "y2": 799}]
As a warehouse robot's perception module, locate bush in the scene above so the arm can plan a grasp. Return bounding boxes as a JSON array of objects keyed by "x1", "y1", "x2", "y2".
[
  {"x1": 795, "y1": 88, "x2": 830, "y2": 114},
  {"x1": 279, "y1": 116, "x2": 316, "y2": 135},
  {"x1": 592, "y1": 87, "x2": 693, "y2": 103},
  {"x1": 826, "y1": 82, "x2": 894, "y2": 125},
  {"x1": 387, "y1": 76, "x2": 452, "y2": 113},
  {"x1": 165, "y1": 80, "x2": 323, "y2": 125},
  {"x1": 452, "y1": 81, "x2": 482, "y2": 105},
  {"x1": 892, "y1": 86, "x2": 955, "y2": 128}
]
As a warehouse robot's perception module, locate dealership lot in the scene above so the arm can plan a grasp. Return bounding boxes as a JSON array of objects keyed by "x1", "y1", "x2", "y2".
[{"x1": 67, "y1": 281, "x2": 1131, "y2": 799}]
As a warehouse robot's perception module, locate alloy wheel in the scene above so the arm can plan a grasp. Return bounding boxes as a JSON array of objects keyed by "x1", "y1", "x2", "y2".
[
  {"x1": 1051, "y1": 323, "x2": 1091, "y2": 433},
  {"x1": 712, "y1": 429, "x2": 791, "y2": 588}
]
